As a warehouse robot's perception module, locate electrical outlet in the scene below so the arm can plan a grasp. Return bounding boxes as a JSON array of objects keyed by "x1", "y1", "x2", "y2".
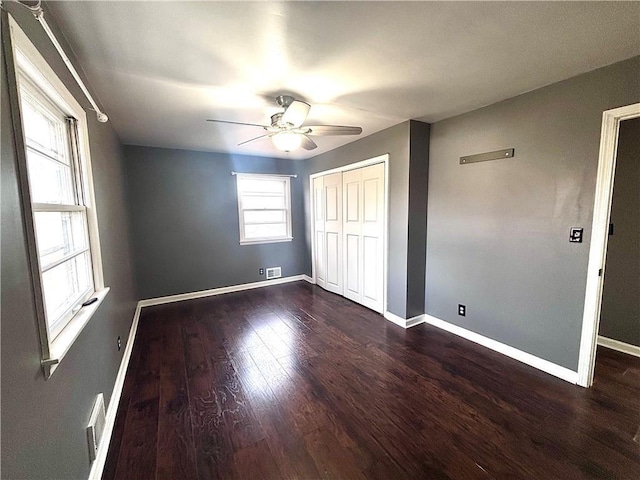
[
  {"x1": 458, "y1": 304, "x2": 466, "y2": 316},
  {"x1": 117, "y1": 336, "x2": 121, "y2": 351},
  {"x1": 259, "y1": 268, "x2": 265, "y2": 275}
]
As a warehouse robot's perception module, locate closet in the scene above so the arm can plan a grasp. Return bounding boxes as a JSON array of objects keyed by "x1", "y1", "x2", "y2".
[{"x1": 312, "y1": 161, "x2": 385, "y2": 313}]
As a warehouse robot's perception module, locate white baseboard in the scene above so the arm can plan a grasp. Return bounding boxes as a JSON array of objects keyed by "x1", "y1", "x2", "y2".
[
  {"x1": 384, "y1": 311, "x2": 426, "y2": 329},
  {"x1": 138, "y1": 274, "x2": 309, "y2": 308},
  {"x1": 423, "y1": 314, "x2": 579, "y2": 384},
  {"x1": 302, "y1": 274, "x2": 314, "y2": 284},
  {"x1": 88, "y1": 302, "x2": 142, "y2": 480},
  {"x1": 598, "y1": 335, "x2": 640, "y2": 358}
]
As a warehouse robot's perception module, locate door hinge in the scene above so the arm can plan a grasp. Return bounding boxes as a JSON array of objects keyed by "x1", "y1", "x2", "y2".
[{"x1": 598, "y1": 268, "x2": 603, "y2": 277}]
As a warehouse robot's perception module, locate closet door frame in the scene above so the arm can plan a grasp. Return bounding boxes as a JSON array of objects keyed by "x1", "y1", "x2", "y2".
[{"x1": 309, "y1": 154, "x2": 389, "y2": 314}]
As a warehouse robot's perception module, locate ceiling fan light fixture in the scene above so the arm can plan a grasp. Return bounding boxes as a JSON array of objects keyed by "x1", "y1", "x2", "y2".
[{"x1": 272, "y1": 131, "x2": 302, "y2": 152}]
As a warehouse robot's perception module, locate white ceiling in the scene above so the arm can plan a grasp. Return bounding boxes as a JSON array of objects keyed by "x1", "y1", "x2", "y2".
[{"x1": 46, "y1": 1, "x2": 640, "y2": 160}]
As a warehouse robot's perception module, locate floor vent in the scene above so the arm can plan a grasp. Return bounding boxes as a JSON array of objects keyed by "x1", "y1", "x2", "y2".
[
  {"x1": 87, "y1": 393, "x2": 106, "y2": 463},
  {"x1": 266, "y1": 267, "x2": 282, "y2": 280}
]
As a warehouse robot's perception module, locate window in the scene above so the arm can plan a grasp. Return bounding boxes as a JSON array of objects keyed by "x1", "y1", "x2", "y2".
[
  {"x1": 236, "y1": 174, "x2": 293, "y2": 245},
  {"x1": 9, "y1": 16, "x2": 107, "y2": 377}
]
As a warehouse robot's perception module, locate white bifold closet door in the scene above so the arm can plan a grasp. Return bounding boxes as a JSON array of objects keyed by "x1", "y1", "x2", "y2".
[
  {"x1": 342, "y1": 163, "x2": 384, "y2": 312},
  {"x1": 313, "y1": 175, "x2": 327, "y2": 290},
  {"x1": 313, "y1": 162, "x2": 384, "y2": 313},
  {"x1": 314, "y1": 172, "x2": 343, "y2": 295}
]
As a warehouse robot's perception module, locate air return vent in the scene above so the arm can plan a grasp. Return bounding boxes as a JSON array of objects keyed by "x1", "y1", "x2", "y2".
[
  {"x1": 87, "y1": 393, "x2": 106, "y2": 463},
  {"x1": 266, "y1": 267, "x2": 282, "y2": 280}
]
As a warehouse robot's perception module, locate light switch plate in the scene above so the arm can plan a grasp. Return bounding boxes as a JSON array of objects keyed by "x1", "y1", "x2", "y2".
[{"x1": 569, "y1": 227, "x2": 583, "y2": 243}]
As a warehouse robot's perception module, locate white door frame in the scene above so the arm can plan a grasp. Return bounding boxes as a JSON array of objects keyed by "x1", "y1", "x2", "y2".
[
  {"x1": 309, "y1": 154, "x2": 389, "y2": 314},
  {"x1": 577, "y1": 103, "x2": 640, "y2": 387}
]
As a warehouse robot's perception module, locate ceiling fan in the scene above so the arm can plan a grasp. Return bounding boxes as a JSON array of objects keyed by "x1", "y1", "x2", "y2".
[{"x1": 206, "y1": 95, "x2": 363, "y2": 152}]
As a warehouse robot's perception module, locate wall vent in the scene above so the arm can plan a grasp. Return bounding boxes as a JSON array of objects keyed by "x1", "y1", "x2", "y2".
[
  {"x1": 266, "y1": 267, "x2": 282, "y2": 280},
  {"x1": 87, "y1": 393, "x2": 106, "y2": 463}
]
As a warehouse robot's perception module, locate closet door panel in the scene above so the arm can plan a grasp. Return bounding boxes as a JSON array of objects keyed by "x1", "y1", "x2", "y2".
[
  {"x1": 323, "y1": 172, "x2": 343, "y2": 294},
  {"x1": 343, "y1": 168, "x2": 362, "y2": 303},
  {"x1": 363, "y1": 235, "x2": 379, "y2": 301},
  {"x1": 326, "y1": 232, "x2": 340, "y2": 287},
  {"x1": 359, "y1": 163, "x2": 385, "y2": 313},
  {"x1": 316, "y1": 231, "x2": 325, "y2": 284},
  {"x1": 313, "y1": 176, "x2": 326, "y2": 288},
  {"x1": 345, "y1": 234, "x2": 360, "y2": 295}
]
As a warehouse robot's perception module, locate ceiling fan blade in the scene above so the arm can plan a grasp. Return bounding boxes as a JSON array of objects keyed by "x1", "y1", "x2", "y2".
[
  {"x1": 237, "y1": 133, "x2": 273, "y2": 146},
  {"x1": 281, "y1": 100, "x2": 310, "y2": 128},
  {"x1": 207, "y1": 119, "x2": 269, "y2": 129},
  {"x1": 305, "y1": 125, "x2": 363, "y2": 136},
  {"x1": 300, "y1": 135, "x2": 318, "y2": 151}
]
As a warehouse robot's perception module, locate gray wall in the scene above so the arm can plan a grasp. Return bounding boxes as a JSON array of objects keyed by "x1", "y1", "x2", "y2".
[
  {"x1": 124, "y1": 145, "x2": 308, "y2": 299},
  {"x1": 300, "y1": 122, "x2": 413, "y2": 318},
  {"x1": 599, "y1": 118, "x2": 640, "y2": 347},
  {"x1": 1, "y1": 5, "x2": 137, "y2": 480},
  {"x1": 426, "y1": 56, "x2": 640, "y2": 371},
  {"x1": 407, "y1": 120, "x2": 430, "y2": 318}
]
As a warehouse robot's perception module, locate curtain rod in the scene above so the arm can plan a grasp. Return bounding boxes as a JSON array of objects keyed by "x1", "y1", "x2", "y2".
[
  {"x1": 11, "y1": 0, "x2": 108, "y2": 123},
  {"x1": 231, "y1": 171, "x2": 297, "y2": 178}
]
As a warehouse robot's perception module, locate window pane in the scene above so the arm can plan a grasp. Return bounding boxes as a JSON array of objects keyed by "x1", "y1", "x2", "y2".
[
  {"x1": 21, "y1": 95, "x2": 67, "y2": 162},
  {"x1": 34, "y1": 211, "x2": 88, "y2": 270},
  {"x1": 244, "y1": 210, "x2": 286, "y2": 224},
  {"x1": 242, "y1": 194, "x2": 286, "y2": 209},
  {"x1": 245, "y1": 223, "x2": 288, "y2": 239},
  {"x1": 26, "y1": 148, "x2": 75, "y2": 204},
  {"x1": 239, "y1": 179, "x2": 285, "y2": 194},
  {"x1": 41, "y1": 251, "x2": 92, "y2": 335}
]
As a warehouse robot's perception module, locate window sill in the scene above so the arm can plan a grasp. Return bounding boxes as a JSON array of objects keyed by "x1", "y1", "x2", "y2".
[
  {"x1": 42, "y1": 287, "x2": 110, "y2": 378},
  {"x1": 240, "y1": 237, "x2": 293, "y2": 246}
]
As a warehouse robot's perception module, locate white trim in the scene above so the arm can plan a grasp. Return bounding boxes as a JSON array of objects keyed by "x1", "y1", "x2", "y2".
[
  {"x1": 44, "y1": 288, "x2": 110, "y2": 377},
  {"x1": 239, "y1": 237, "x2": 293, "y2": 246},
  {"x1": 88, "y1": 302, "x2": 142, "y2": 480},
  {"x1": 309, "y1": 154, "x2": 390, "y2": 179},
  {"x1": 309, "y1": 154, "x2": 389, "y2": 314},
  {"x1": 302, "y1": 274, "x2": 314, "y2": 284},
  {"x1": 9, "y1": 20, "x2": 103, "y2": 281},
  {"x1": 384, "y1": 311, "x2": 426, "y2": 329},
  {"x1": 577, "y1": 103, "x2": 640, "y2": 388},
  {"x1": 423, "y1": 314, "x2": 578, "y2": 384},
  {"x1": 236, "y1": 173, "x2": 293, "y2": 246},
  {"x1": 311, "y1": 176, "x2": 322, "y2": 289},
  {"x1": 597, "y1": 336, "x2": 640, "y2": 358},
  {"x1": 31, "y1": 203, "x2": 87, "y2": 212},
  {"x1": 138, "y1": 275, "x2": 309, "y2": 308},
  {"x1": 231, "y1": 171, "x2": 297, "y2": 178},
  {"x1": 8, "y1": 15, "x2": 107, "y2": 378}
]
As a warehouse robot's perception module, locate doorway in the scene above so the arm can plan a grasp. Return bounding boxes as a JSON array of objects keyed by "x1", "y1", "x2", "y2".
[
  {"x1": 578, "y1": 103, "x2": 640, "y2": 387},
  {"x1": 310, "y1": 155, "x2": 389, "y2": 314},
  {"x1": 597, "y1": 118, "x2": 640, "y2": 355}
]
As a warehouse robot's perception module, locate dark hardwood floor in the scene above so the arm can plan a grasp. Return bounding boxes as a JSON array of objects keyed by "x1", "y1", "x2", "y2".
[{"x1": 103, "y1": 281, "x2": 640, "y2": 479}]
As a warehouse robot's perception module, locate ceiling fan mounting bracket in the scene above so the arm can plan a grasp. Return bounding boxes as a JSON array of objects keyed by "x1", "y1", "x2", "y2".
[{"x1": 275, "y1": 95, "x2": 295, "y2": 109}]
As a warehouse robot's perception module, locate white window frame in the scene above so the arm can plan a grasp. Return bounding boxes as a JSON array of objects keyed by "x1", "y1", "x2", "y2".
[
  {"x1": 7, "y1": 15, "x2": 109, "y2": 378},
  {"x1": 236, "y1": 173, "x2": 293, "y2": 245}
]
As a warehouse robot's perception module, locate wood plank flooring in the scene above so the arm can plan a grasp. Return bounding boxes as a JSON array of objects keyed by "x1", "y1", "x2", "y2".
[{"x1": 104, "y1": 281, "x2": 640, "y2": 479}]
